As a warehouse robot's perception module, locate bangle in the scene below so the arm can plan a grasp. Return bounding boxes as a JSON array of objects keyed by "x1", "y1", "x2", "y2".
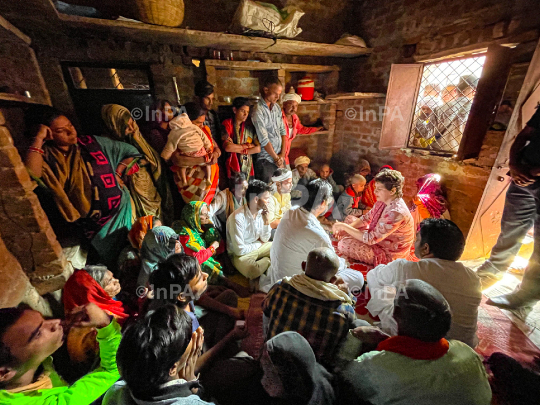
[
  {"x1": 209, "y1": 246, "x2": 216, "y2": 254},
  {"x1": 28, "y1": 147, "x2": 44, "y2": 155},
  {"x1": 115, "y1": 171, "x2": 122, "y2": 177},
  {"x1": 118, "y1": 162, "x2": 128, "y2": 168}
]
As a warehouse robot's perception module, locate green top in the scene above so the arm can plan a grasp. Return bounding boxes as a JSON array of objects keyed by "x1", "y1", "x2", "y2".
[{"x1": 0, "y1": 320, "x2": 122, "y2": 405}]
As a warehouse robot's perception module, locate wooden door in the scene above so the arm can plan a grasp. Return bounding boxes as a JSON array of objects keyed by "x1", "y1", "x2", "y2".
[{"x1": 463, "y1": 39, "x2": 540, "y2": 260}]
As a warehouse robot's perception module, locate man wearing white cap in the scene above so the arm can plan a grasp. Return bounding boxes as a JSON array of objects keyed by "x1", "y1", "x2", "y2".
[
  {"x1": 281, "y1": 88, "x2": 324, "y2": 168},
  {"x1": 267, "y1": 168, "x2": 293, "y2": 236},
  {"x1": 291, "y1": 155, "x2": 318, "y2": 200}
]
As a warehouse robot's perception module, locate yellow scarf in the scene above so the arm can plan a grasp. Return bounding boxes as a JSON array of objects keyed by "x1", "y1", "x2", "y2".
[{"x1": 285, "y1": 273, "x2": 353, "y2": 306}]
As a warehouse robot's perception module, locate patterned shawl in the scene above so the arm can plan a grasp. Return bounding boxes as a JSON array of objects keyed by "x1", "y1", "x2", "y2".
[
  {"x1": 222, "y1": 118, "x2": 255, "y2": 179},
  {"x1": 415, "y1": 174, "x2": 447, "y2": 218},
  {"x1": 41, "y1": 135, "x2": 124, "y2": 238},
  {"x1": 176, "y1": 201, "x2": 223, "y2": 282}
]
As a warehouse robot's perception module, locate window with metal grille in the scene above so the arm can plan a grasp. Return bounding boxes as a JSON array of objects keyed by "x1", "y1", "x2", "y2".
[{"x1": 408, "y1": 55, "x2": 486, "y2": 154}]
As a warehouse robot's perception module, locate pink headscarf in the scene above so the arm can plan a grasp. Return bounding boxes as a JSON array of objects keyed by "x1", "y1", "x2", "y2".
[{"x1": 415, "y1": 174, "x2": 447, "y2": 218}]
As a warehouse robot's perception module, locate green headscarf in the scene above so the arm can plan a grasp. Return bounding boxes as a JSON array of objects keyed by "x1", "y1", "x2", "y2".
[{"x1": 173, "y1": 201, "x2": 223, "y2": 283}]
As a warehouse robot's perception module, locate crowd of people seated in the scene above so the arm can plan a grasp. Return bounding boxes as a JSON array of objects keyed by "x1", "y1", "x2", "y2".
[{"x1": 1, "y1": 76, "x2": 515, "y2": 405}]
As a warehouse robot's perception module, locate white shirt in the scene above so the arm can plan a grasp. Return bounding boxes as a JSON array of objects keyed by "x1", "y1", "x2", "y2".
[
  {"x1": 341, "y1": 340, "x2": 492, "y2": 405},
  {"x1": 226, "y1": 204, "x2": 271, "y2": 256},
  {"x1": 260, "y1": 206, "x2": 348, "y2": 292},
  {"x1": 366, "y1": 258, "x2": 482, "y2": 347}
]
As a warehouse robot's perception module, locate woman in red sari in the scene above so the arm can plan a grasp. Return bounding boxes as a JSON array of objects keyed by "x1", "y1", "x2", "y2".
[
  {"x1": 222, "y1": 97, "x2": 261, "y2": 184},
  {"x1": 167, "y1": 102, "x2": 221, "y2": 205},
  {"x1": 63, "y1": 265, "x2": 128, "y2": 325}
]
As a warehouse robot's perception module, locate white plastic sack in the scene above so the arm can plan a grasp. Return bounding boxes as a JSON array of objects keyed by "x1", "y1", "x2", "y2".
[{"x1": 231, "y1": 0, "x2": 304, "y2": 38}]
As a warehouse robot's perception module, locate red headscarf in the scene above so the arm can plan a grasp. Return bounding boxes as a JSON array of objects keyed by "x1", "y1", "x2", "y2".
[{"x1": 63, "y1": 270, "x2": 128, "y2": 322}]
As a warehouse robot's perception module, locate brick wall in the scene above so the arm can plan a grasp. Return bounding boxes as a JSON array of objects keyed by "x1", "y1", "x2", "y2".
[
  {"x1": 345, "y1": 0, "x2": 540, "y2": 92},
  {"x1": 0, "y1": 27, "x2": 50, "y2": 105},
  {"x1": 291, "y1": 101, "x2": 337, "y2": 162},
  {"x1": 332, "y1": 96, "x2": 496, "y2": 237},
  {"x1": 0, "y1": 108, "x2": 70, "y2": 306}
]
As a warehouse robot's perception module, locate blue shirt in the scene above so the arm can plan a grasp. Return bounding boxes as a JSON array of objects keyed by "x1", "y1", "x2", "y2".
[
  {"x1": 252, "y1": 98, "x2": 286, "y2": 163},
  {"x1": 186, "y1": 301, "x2": 200, "y2": 332}
]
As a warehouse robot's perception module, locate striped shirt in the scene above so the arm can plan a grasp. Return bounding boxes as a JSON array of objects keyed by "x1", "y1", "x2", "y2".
[{"x1": 262, "y1": 280, "x2": 356, "y2": 367}]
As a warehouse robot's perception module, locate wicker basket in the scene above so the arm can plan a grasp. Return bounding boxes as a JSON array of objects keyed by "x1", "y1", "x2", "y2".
[{"x1": 131, "y1": 0, "x2": 185, "y2": 27}]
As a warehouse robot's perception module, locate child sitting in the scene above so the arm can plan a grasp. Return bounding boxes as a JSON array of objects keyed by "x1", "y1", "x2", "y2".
[
  {"x1": 161, "y1": 104, "x2": 213, "y2": 186},
  {"x1": 319, "y1": 163, "x2": 343, "y2": 195}
]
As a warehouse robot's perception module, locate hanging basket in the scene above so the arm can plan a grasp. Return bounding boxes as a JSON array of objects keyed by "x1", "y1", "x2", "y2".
[{"x1": 131, "y1": 0, "x2": 185, "y2": 27}]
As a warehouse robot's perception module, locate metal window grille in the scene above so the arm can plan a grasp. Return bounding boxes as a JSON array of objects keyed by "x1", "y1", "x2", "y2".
[{"x1": 408, "y1": 55, "x2": 486, "y2": 154}]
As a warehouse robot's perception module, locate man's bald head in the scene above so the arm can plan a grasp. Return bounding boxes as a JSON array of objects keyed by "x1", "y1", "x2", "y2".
[
  {"x1": 304, "y1": 247, "x2": 340, "y2": 282},
  {"x1": 394, "y1": 279, "x2": 452, "y2": 342}
]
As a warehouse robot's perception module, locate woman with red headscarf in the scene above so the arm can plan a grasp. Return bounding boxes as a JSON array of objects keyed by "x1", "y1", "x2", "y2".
[
  {"x1": 410, "y1": 173, "x2": 450, "y2": 231},
  {"x1": 63, "y1": 265, "x2": 128, "y2": 325}
]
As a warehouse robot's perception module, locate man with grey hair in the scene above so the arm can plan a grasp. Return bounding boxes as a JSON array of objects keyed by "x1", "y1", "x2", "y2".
[{"x1": 340, "y1": 279, "x2": 492, "y2": 405}]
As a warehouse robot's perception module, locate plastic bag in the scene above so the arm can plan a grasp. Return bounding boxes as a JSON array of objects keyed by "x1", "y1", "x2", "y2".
[{"x1": 231, "y1": 0, "x2": 304, "y2": 39}]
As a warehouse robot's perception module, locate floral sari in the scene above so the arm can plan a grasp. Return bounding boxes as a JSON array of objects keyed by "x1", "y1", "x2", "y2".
[
  {"x1": 171, "y1": 125, "x2": 219, "y2": 204},
  {"x1": 173, "y1": 201, "x2": 224, "y2": 284}
]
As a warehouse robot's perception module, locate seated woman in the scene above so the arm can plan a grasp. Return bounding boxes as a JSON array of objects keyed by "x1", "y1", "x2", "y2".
[
  {"x1": 361, "y1": 164, "x2": 393, "y2": 209},
  {"x1": 410, "y1": 173, "x2": 450, "y2": 231},
  {"x1": 63, "y1": 265, "x2": 128, "y2": 325},
  {"x1": 165, "y1": 103, "x2": 221, "y2": 205},
  {"x1": 138, "y1": 225, "x2": 184, "y2": 288},
  {"x1": 25, "y1": 108, "x2": 139, "y2": 268},
  {"x1": 222, "y1": 97, "x2": 261, "y2": 183},
  {"x1": 174, "y1": 201, "x2": 248, "y2": 313},
  {"x1": 333, "y1": 170, "x2": 415, "y2": 266},
  {"x1": 101, "y1": 104, "x2": 171, "y2": 220},
  {"x1": 261, "y1": 331, "x2": 335, "y2": 405}
]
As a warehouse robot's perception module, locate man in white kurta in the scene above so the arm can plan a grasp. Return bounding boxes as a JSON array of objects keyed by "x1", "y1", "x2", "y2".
[
  {"x1": 227, "y1": 180, "x2": 273, "y2": 283},
  {"x1": 259, "y1": 179, "x2": 364, "y2": 293},
  {"x1": 366, "y1": 218, "x2": 481, "y2": 347}
]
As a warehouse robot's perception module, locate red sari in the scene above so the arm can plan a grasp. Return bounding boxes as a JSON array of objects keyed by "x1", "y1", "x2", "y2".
[
  {"x1": 63, "y1": 270, "x2": 128, "y2": 323},
  {"x1": 171, "y1": 125, "x2": 219, "y2": 205}
]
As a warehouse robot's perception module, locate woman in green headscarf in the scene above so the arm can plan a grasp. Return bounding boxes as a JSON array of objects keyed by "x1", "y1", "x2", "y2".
[
  {"x1": 101, "y1": 104, "x2": 173, "y2": 223},
  {"x1": 173, "y1": 201, "x2": 250, "y2": 297},
  {"x1": 173, "y1": 201, "x2": 224, "y2": 283}
]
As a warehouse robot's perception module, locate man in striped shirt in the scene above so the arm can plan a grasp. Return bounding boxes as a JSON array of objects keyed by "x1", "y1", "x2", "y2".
[{"x1": 262, "y1": 247, "x2": 356, "y2": 367}]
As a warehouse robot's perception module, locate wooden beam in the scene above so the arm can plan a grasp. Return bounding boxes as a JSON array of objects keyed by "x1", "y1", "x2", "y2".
[
  {"x1": 0, "y1": 14, "x2": 31, "y2": 44},
  {"x1": 415, "y1": 30, "x2": 539, "y2": 63},
  {"x1": 205, "y1": 59, "x2": 340, "y2": 72},
  {"x1": 58, "y1": 14, "x2": 372, "y2": 58}
]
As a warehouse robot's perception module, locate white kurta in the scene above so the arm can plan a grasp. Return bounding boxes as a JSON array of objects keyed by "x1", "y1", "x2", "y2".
[
  {"x1": 366, "y1": 258, "x2": 482, "y2": 347},
  {"x1": 259, "y1": 206, "x2": 364, "y2": 293},
  {"x1": 226, "y1": 204, "x2": 271, "y2": 256}
]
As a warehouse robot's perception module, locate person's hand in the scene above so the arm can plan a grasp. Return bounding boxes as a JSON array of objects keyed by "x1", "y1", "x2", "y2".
[
  {"x1": 69, "y1": 303, "x2": 111, "y2": 329},
  {"x1": 228, "y1": 322, "x2": 249, "y2": 341},
  {"x1": 210, "y1": 241, "x2": 220, "y2": 253},
  {"x1": 274, "y1": 156, "x2": 284, "y2": 168},
  {"x1": 317, "y1": 126, "x2": 325, "y2": 131},
  {"x1": 227, "y1": 308, "x2": 245, "y2": 320},
  {"x1": 261, "y1": 204, "x2": 271, "y2": 225},
  {"x1": 34, "y1": 124, "x2": 53, "y2": 144},
  {"x1": 510, "y1": 164, "x2": 535, "y2": 187},
  {"x1": 351, "y1": 326, "x2": 390, "y2": 346},
  {"x1": 182, "y1": 327, "x2": 204, "y2": 381},
  {"x1": 332, "y1": 222, "x2": 345, "y2": 236},
  {"x1": 333, "y1": 276, "x2": 349, "y2": 294}
]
